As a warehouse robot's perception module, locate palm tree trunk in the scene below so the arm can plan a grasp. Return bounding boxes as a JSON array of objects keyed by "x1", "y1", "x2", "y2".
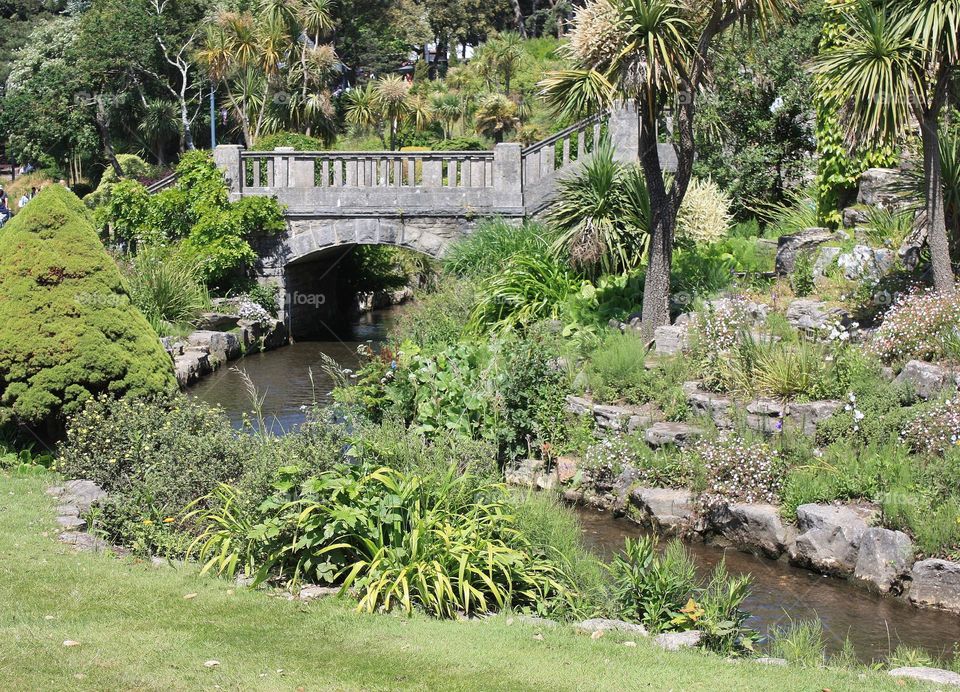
[
  {"x1": 921, "y1": 110, "x2": 955, "y2": 293},
  {"x1": 637, "y1": 100, "x2": 674, "y2": 339}
]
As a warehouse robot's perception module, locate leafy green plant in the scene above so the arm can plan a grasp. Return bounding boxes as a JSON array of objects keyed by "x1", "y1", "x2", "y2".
[
  {"x1": 790, "y1": 250, "x2": 815, "y2": 297},
  {"x1": 887, "y1": 644, "x2": 935, "y2": 670},
  {"x1": 444, "y1": 219, "x2": 556, "y2": 278}
]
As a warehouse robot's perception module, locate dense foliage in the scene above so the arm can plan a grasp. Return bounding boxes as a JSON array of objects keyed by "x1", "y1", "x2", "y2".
[{"x1": 0, "y1": 185, "x2": 175, "y2": 433}]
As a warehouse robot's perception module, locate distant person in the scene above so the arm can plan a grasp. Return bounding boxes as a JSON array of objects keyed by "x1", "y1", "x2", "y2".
[
  {"x1": 0, "y1": 198, "x2": 11, "y2": 225},
  {"x1": 18, "y1": 192, "x2": 29, "y2": 209},
  {"x1": 30, "y1": 186, "x2": 37, "y2": 199},
  {"x1": 0, "y1": 187, "x2": 8, "y2": 209}
]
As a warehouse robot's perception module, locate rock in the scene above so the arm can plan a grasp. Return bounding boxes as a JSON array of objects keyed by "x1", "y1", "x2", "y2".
[
  {"x1": 909, "y1": 559, "x2": 960, "y2": 612},
  {"x1": 56, "y1": 515, "x2": 86, "y2": 531},
  {"x1": 298, "y1": 585, "x2": 341, "y2": 601},
  {"x1": 708, "y1": 503, "x2": 794, "y2": 559},
  {"x1": 593, "y1": 403, "x2": 656, "y2": 432},
  {"x1": 565, "y1": 395, "x2": 593, "y2": 417},
  {"x1": 61, "y1": 480, "x2": 107, "y2": 513},
  {"x1": 784, "y1": 400, "x2": 842, "y2": 437},
  {"x1": 575, "y1": 619, "x2": 648, "y2": 636},
  {"x1": 654, "y1": 325, "x2": 689, "y2": 355},
  {"x1": 57, "y1": 532, "x2": 111, "y2": 552},
  {"x1": 776, "y1": 228, "x2": 840, "y2": 275},
  {"x1": 785, "y1": 299, "x2": 850, "y2": 333},
  {"x1": 755, "y1": 657, "x2": 789, "y2": 667},
  {"x1": 684, "y1": 382, "x2": 734, "y2": 429},
  {"x1": 644, "y1": 422, "x2": 703, "y2": 449},
  {"x1": 195, "y1": 312, "x2": 241, "y2": 331},
  {"x1": 813, "y1": 246, "x2": 842, "y2": 278},
  {"x1": 556, "y1": 456, "x2": 578, "y2": 484},
  {"x1": 857, "y1": 168, "x2": 905, "y2": 209},
  {"x1": 854, "y1": 528, "x2": 914, "y2": 594},
  {"x1": 173, "y1": 348, "x2": 212, "y2": 387},
  {"x1": 894, "y1": 360, "x2": 955, "y2": 400},
  {"x1": 505, "y1": 459, "x2": 545, "y2": 487},
  {"x1": 46, "y1": 486, "x2": 64, "y2": 497},
  {"x1": 888, "y1": 667, "x2": 960, "y2": 687},
  {"x1": 652, "y1": 631, "x2": 702, "y2": 651},
  {"x1": 842, "y1": 207, "x2": 869, "y2": 229},
  {"x1": 836, "y1": 245, "x2": 895, "y2": 282},
  {"x1": 630, "y1": 488, "x2": 695, "y2": 533},
  {"x1": 535, "y1": 470, "x2": 560, "y2": 491},
  {"x1": 790, "y1": 504, "x2": 876, "y2": 576},
  {"x1": 56, "y1": 504, "x2": 80, "y2": 517},
  {"x1": 187, "y1": 330, "x2": 242, "y2": 366},
  {"x1": 238, "y1": 318, "x2": 288, "y2": 353}
]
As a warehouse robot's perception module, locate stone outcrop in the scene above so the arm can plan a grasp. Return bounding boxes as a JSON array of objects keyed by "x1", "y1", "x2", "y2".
[
  {"x1": 789, "y1": 504, "x2": 876, "y2": 577},
  {"x1": 784, "y1": 400, "x2": 842, "y2": 437},
  {"x1": 682, "y1": 383, "x2": 838, "y2": 436},
  {"x1": 894, "y1": 360, "x2": 955, "y2": 400},
  {"x1": 857, "y1": 168, "x2": 905, "y2": 209},
  {"x1": 776, "y1": 228, "x2": 843, "y2": 275},
  {"x1": 195, "y1": 312, "x2": 241, "y2": 331},
  {"x1": 854, "y1": 528, "x2": 914, "y2": 594},
  {"x1": 707, "y1": 503, "x2": 794, "y2": 559},
  {"x1": 165, "y1": 319, "x2": 289, "y2": 387},
  {"x1": 187, "y1": 330, "x2": 242, "y2": 367},
  {"x1": 836, "y1": 245, "x2": 895, "y2": 283},
  {"x1": 505, "y1": 458, "x2": 558, "y2": 490},
  {"x1": 565, "y1": 395, "x2": 657, "y2": 433},
  {"x1": 653, "y1": 324, "x2": 689, "y2": 355},
  {"x1": 629, "y1": 488, "x2": 695, "y2": 534},
  {"x1": 785, "y1": 299, "x2": 850, "y2": 333},
  {"x1": 683, "y1": 382, "x2": 734, "y2": 429},
  {"x1": 644, "y1": 422, "x2": 703, "y2": 449},
  {"x1": 908, "y1": 559, "x2": 960, "y2": 612}
]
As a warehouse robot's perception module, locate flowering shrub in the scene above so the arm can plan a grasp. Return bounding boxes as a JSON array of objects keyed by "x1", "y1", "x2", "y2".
[
  {"x1": 676, "y1": 178, "x2": 733, "y2": 246},
  {"x1": 237, "y1": 298, "x2": 272, "y2": 324},
  {"x1": 692, "y1": 434, "x2": 784, "y2": 508},
  {"x1": 869, "y1": 289, "x2": 960, "y2": 363},
  {"x1": 901, "y1": 398, "x2": 960, "y2": 457},
  {"x1": 582, "y1": 433, "x2": 691, "y2": 489}
]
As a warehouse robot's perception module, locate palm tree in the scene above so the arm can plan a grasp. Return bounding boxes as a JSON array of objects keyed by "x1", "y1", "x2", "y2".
[
  {"x1": 540, "y1": 0, "x2": 795, "y2": 337},
  {"x1": 431, "y1": 91, "x2": 461, "y2": 139},
  {"x1": 137, "y1": 99, "x2": 180, "y2": 166},
  {"x1": 548, "y1": 142, "x2": 650, "y2": 277},
  {"x1": 345, "y1": 82, "x2": 381, "y2": 140},
  {"x1": 375, "y1": 74, "x2": 412, "y2": 150},
  {"x1": 475, "y1": 93, "x2": 519, "y2": 144},
  {"x1": 814, "y1": 0, "x2": 960, "y2": 294},
  {"x1": 297, "y1": 0, "x2": 335, "y2": 45}
]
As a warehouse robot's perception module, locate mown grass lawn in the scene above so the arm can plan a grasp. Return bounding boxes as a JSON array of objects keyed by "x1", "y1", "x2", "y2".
[{"x1": 0, "y1": 471, "x2": 925, "y2": 691}]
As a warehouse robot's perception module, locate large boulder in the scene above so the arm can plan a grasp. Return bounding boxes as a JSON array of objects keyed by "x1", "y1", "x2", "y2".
[
  {"x1": 784, "y1": 400, "x2": 842, "y2": 437},
  {"x1": 908, "y1": 559, "x2": 960, "y2": 612},
  {"x1": 707, "y1": 503, "x2": 794, "y2": 559},
  {"x1": 683, "y1": 382, "x2": 734, "y2": 429},
  {"x1": 239, "y1": 318, "x2": 288, "y2": 353},
  {"x1": 653, "y1": 324, "x2": 689, "y2": 355},
  {"x1": 574, "y1": 618, "x2": 648, "y2": 636},
  {"x1": 629, "y1": 488, "x2": 695, "y2": 534},
  {"x1": 776, "y1": 228, "x2": 842, "y2": 275},
  {"x1": 853, "y1": 528, "x2": 914, "y2": 593},
  {"x1": 836, "y1": 245, "x2": 895, "y2": 283},
  {"x1": 790, "y1": 504, "x2": 876, "y2": 576},
  {"x1": 653, "y1": 631, "x2": 702, "y2": 651},
  {"x1": 857, "y1": 168, "x2": 905, "y2": 209},
  {"x1": 894, "y1": 360, "x2": 955, "y2": 400},
  {"x1": 187, "y1": 330, "x2": 242, "y2": 367}
]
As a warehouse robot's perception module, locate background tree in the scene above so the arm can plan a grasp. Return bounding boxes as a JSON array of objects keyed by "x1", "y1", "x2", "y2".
[
  {"x1": 541, "y1": 0, "x2": 795, "y2": 337},
  {"x1": 474, "y1": 92, "x2": 519, "y2": 143},
  {"x1": 814, "y1": 0, "x2": 959, "y2": 294}
]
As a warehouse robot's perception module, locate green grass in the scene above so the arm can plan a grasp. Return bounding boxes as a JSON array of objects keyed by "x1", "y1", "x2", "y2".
[{"x1": 0, "y1": 471, "x2": 922, "y2": 691}]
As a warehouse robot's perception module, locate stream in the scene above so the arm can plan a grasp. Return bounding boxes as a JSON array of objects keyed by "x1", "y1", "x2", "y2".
[{"x1": 191, "y1": 305, "x2": 960, "y2": 665}]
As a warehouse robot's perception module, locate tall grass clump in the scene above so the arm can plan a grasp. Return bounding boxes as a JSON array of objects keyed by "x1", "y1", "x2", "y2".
[
  {"x1": 768, "y1": 619, "x2": 827, "y2": 667},
  {"x1": 445, "y1": 219, "x2": 556, "y2": 278},
  {"x1": 125, "y1": 247, "x2": 209, "y2": 335}
]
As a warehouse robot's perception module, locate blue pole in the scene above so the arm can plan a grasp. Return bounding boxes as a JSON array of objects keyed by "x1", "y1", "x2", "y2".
[{"x1": 209, "y1": 82, "x2": 217, "y2": 149}]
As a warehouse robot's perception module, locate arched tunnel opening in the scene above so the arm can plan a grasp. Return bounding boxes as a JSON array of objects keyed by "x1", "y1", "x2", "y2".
[{"x1": 284, "y1": 243, "x2": 436, "y2": 341}]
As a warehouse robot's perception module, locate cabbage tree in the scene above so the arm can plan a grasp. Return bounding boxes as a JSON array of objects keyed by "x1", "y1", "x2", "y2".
[
  {"x1": 813, "y1": 0, "x2": 960, "y2": 294},
  {"x1": 540, "y1": 0, "x2": 796, "y2": 338}
]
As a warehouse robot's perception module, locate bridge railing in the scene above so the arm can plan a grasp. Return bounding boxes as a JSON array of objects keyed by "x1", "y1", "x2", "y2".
[
  {"x1": 521, "y1": 113, "x2": 605, "y2": 213},
  {"x1": 239, "y1": 150, "x2": 496, "y2": 191}
]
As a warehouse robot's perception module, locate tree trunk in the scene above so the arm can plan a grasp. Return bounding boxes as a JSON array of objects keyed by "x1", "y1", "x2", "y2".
[
  {"x1": 636, "y1": 100, "x2": 675, "y2": 339},
  {"x1": 510, "y1": 0, "x2": 527, "y2": 38},
  {"x1": 94, "y1": 94, "x2": 123, "y2": 177},
  {"x1": 921, "y1": 110, "x2": 955, "y2": 294},
  {"x1": 179, "y1": 98, "x2": 196, "y2": 151}
]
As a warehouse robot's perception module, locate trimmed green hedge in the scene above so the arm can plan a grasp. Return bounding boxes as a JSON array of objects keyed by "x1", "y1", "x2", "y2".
[{"x1": 0, "y1": 184, "x2": 176, "y2": 432}]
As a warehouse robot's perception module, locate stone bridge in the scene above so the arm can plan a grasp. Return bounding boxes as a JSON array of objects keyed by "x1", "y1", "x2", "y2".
[{"x1": 209, "y1": 103, "x2": 677, "y2": 338}]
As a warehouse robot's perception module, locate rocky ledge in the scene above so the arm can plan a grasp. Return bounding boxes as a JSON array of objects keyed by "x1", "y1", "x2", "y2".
[{"x1": 162, "y1": 316, "x2": 289, "y2": 387}]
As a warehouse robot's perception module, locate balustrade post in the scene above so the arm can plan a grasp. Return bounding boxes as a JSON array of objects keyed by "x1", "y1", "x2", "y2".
[
  {"x1": 213, "y1": 144, "x2": 244, "y2": 194},
  {"x1": 609, "y1": 100, "x2": 639, "y2": 164},
  {"x1": 493, "y1": 143, "x2": 523, "y2": 210},
  {"x1": 273, "y1": 147, "x2": 295, "y2": 188}
]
